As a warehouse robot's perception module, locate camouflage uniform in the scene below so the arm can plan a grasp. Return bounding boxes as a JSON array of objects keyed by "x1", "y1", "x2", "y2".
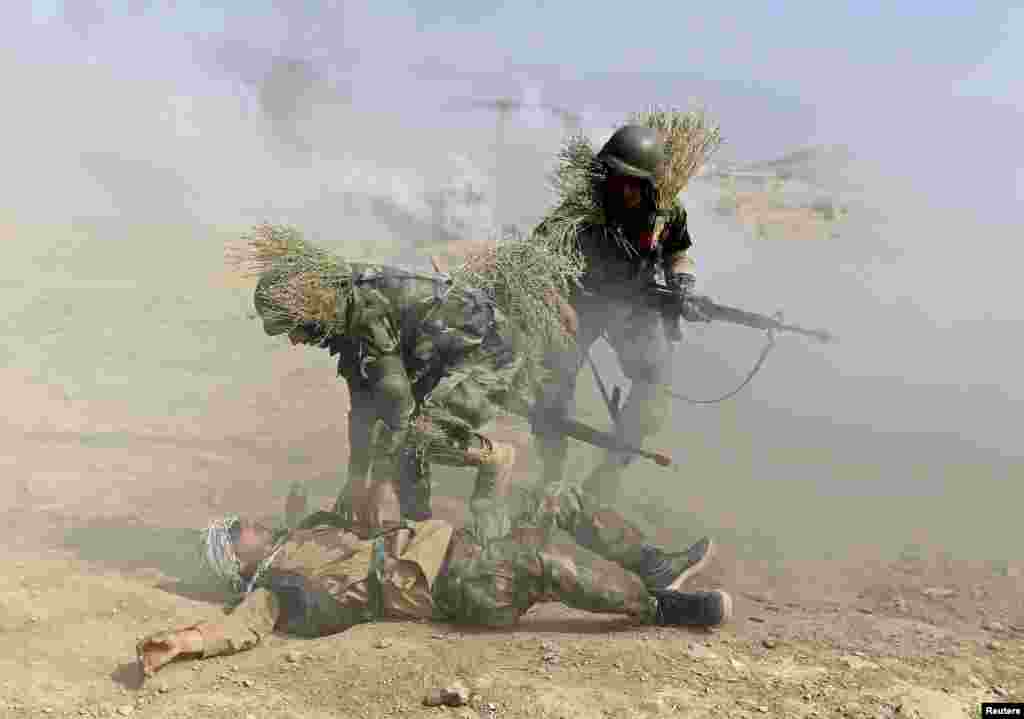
[
  {"x1": 183, "y1": 489, "x2": 686, "y2": 655},
  {"x1": 342, "y1": 385, "x2": 376, "y2": 500},
  {"x1": 433, "y1": 486, "x2": 684, "y2": 626},
  {"x1": 257, "y1": 262, "x2": 528, "y2": 531}
]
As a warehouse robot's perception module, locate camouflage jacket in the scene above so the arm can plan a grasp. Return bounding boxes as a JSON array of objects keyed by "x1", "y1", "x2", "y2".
[
  {"x1": 192, "y1": 518, "x2": 454, "y2": 656},
  {"x1": 325, "y1": 263, "x2": 517, "y2": 399}
]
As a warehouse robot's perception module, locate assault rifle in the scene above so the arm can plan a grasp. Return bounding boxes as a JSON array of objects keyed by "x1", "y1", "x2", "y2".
[{"x1": 647, "y1": 283, "x2": 836, "y2": 343}]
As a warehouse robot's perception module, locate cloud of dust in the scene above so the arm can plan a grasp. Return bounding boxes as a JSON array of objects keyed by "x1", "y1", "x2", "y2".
[{"x1": 1, "y1": 4, "x2": 1020, "y2": 565}]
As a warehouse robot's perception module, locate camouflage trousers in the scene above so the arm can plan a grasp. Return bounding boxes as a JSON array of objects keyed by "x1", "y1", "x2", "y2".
[
  {"x1": 402, "y1": 346, "x2": 528, "y2": 531},
  {"x1": 534, "y1": 295, "x2": 673, "y2": 504},
  {"x1": 336, "y1": 346, "x2": 528, "y2": 538},
  {"x1": 432, "y1": 486, "x2": 659, "y2": 626},
  {"x1": 344, "y1": 383, "x2": 377, "y2": 489}
]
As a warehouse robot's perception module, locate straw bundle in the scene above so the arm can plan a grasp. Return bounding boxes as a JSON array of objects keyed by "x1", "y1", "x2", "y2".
[{"x1": 628, "y1": 105, "x2": 724, "y2": 207}]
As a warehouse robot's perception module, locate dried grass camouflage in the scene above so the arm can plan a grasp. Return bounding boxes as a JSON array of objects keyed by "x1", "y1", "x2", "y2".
[
  {"x1": 536, "y1": 106, "x2": 723, "y2": 249},
  {"x1": 228, "y1": 223, "x2": 581, "y2": 380},
  {"x1": 628, "y1": 106, "x2": 724, "y2": 209},
  {"x1": 227, "y1": 223, "x2": 355, "y2": 336},
  {"x1": 224, "y1": 224, "x2": 584, "y2": 454},
  {"x1": 447, "y1": 227, "x2": 585, "y2": 357}
]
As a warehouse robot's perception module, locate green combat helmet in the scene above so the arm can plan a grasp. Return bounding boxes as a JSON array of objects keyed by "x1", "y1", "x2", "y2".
[{"x1": 597, "y1": 125, "x2": 666, "y2": 183}]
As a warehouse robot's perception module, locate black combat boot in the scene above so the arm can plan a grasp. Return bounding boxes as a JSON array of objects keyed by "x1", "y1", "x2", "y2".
[
  {"x1": 637, "y1": 537, "x2": 714, "y2": 591},
  {"x1": 653, "y1": 589, "x2": 733, "y2": 628}
]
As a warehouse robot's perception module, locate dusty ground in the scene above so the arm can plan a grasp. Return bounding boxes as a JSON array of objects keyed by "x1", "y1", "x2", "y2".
[{"x1": 2, "y1": 366, "x2": 1021, "y2": 719}]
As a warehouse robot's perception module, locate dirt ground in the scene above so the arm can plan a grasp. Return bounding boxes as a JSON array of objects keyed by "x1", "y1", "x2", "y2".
[{"x1": 2, "y1": 366, "x2": 1021, "y2": 719}]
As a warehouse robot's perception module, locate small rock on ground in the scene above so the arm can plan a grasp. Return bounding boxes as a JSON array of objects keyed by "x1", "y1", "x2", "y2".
[{"x1": 424, "y1": 682, "x2": 471, "y2": 707}]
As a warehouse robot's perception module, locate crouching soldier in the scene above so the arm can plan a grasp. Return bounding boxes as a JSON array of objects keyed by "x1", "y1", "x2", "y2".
[{"x1": 242, "y1": 225, "x2": 579, "y2": 541}]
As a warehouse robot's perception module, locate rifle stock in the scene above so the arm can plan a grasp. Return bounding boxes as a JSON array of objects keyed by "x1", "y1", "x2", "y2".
[{"x1": 532, "y1": 413, "x2": 672, "y2": 467}]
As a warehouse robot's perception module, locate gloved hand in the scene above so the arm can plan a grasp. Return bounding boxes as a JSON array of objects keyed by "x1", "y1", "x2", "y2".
[
  {"x1": 666, "y1": 273, "x2": 710, "y2": 323},
  {"x1": 666, "y1": 272, "x2": 696, "y2": 296}
]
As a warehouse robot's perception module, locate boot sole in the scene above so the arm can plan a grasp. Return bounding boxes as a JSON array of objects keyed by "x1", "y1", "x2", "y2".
[{"x1": 666, "y1": 538, "x2": 715, "y2": 592}]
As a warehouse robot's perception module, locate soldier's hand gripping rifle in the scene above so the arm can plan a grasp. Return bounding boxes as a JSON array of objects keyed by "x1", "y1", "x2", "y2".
[
  {"x1": 647, "y1": 282, "x2": 836, "y2": 404},
  {"x1": 647, "y1": 283, "x2": 837, "y2": 344}
]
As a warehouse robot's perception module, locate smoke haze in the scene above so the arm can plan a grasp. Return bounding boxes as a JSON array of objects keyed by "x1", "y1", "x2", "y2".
[{"x1": 2, "y1": 3, "x2": 1020, "y2": 565}]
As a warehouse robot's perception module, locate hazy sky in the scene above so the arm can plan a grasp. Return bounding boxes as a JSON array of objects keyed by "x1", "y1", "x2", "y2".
[
  {"x1": 16, "y1": 2, "x2": 1021, "y2": 206},
  {"x1": 24, "y1": 1, "x2": 1019, "y2": 101}
]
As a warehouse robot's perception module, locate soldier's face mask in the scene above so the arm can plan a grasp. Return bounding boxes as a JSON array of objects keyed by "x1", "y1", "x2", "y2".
[
  {"x1": 605, "y1": 175, "x2": 658, "y2": 250},
  {"x1": 607, "y1": 175, "x2": 646, "y2": 209}
]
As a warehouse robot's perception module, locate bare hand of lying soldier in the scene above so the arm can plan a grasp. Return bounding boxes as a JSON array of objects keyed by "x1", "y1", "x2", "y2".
[{"x1": 137, "y1": 628, "x2": 204, "y2": 676}]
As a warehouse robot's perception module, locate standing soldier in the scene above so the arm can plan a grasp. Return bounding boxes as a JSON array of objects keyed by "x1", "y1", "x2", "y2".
[{"x1": 531, "y1": 113, "x2": 721, "y2": 505}]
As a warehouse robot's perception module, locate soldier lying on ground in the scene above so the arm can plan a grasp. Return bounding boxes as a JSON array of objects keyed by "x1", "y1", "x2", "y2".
[
  {"x1": 241, "y1": 225, "x2": 581, "y2": 539},
  {"x1": 136, "y1": 484, "x2": 728, "y2": 678}
]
